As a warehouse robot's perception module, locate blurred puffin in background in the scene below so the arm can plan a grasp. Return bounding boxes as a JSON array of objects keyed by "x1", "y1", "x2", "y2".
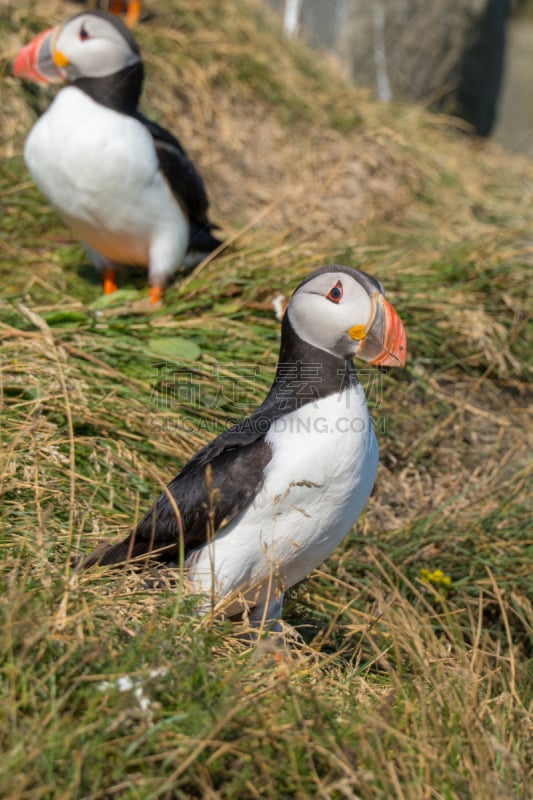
[{"x1": 14, "y1": 10, "x2": 222, "y2": 303}]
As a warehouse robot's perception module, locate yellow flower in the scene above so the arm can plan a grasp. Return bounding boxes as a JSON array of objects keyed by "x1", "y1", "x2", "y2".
[{"x1": 420, "y1": 568, "x2": 452, "y2": 588}]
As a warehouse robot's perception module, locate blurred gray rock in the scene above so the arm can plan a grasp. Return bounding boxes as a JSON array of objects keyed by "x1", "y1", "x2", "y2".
[{"x1": 269, "y1": 0, "x2": 510, "y2": 136}]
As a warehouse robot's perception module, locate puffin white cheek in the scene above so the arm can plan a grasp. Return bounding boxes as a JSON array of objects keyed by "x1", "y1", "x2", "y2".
[
  {"x1": 57, "y1": 34, "x2": 138, "y2": 79},
  {"x1": 287, "y1": 299, "x2": 345, "y2": 356}
]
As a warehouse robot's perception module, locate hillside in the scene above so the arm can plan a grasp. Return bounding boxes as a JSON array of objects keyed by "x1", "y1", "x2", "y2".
[{"x1": 0, "y1": 1, "x2": 532, "y2": 798}]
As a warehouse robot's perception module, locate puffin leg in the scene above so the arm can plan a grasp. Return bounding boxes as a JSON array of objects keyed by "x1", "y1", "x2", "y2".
[
  {"x1": 125, "y1": 1, "x2": 142, "y2": 26},
  {"x1": 108, "y1": 1, "x2": 125, "y2": 15},
  {"x1": 103, "y1": 268, "x2": 118, "y2": 295},
  {"x1": 248, "y1": 592, "x2": 284, "y2": 632},
  {"x1": 147, "y1": 260, "x2": 171, "y2": 304},
  {"x1": 149, "y1": 285, "x2": 164, "y2": 304},
  {"x1": 82, "y1": 245, "x2": 120, "y2": 296}
]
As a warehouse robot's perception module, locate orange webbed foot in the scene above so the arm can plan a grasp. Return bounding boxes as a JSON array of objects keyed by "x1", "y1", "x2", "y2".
[
  {"x1": 108, "y1": 1, "x2": 141, "y2": 27},
  {"x1": 103, "y1": 268, "x2": 118, "y2": 295},
  {"x1": 149, "y1": 285, "x2": 163, "y2": 304},
  {"x1": 125, "y1": 1, "x2": 142, "y2": 27}
]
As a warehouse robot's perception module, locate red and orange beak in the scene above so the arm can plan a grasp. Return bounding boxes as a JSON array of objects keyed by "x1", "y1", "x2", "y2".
[
  {"x1": 349, "y1": 293, "x2": 407, "y2": 368},
  {"x1": 14, "y1": 27, "x2": 65, "y2": 84}
]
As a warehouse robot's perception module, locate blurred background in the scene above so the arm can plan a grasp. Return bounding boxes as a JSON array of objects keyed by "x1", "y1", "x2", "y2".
[{"x1": 268, "y1": 0, "x2": 533, "y2": 154}]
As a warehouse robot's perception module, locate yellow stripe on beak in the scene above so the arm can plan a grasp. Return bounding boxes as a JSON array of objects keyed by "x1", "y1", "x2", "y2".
[
  {"x1": 348, "y1": 324, "x2": 366, "y2": 341},
  {"x1": 53, "y1": 50, "x2": 70, "y2": 68}
]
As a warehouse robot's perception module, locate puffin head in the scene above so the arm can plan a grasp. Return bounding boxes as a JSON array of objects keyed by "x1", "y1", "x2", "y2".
[
  {"x1": 287, "y1": 265, "x2": 407, "y2": 367},
  {"x1": 13, "y1": 11, "x2": 140, "y2": 85}
]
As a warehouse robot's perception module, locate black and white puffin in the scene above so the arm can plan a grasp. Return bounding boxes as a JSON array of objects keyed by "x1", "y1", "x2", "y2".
[
  {"x1": 82, "y1": 265, "x2": 407, "y2": 626},
  {"x1": 14, "y1": 11, "x2": 221, "y2": 303}
]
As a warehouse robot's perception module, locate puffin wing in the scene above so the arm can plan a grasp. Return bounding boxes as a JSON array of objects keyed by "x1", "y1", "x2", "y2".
[
  {"x1": 136, "y1": 113, "x2": 211, "y2": 225},
  {"x1": 82, "y1": 406, "x2": 277, "y2": 568},
  {"x1": 133, "y1": 434, "x2": 272, "y2": 559}
]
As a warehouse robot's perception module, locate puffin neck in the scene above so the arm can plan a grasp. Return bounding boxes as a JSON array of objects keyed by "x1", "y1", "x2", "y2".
[
  {"x1": 72, "y1": 61, "x2": 144, "y2": 114},
  {"x1": 267, "y1": 313, "x2": 358, "y2": 409}
]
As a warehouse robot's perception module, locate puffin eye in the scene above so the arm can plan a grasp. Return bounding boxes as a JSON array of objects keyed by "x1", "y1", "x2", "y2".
[
  {"x1": 79, "y1": 24, "x2": 90, "y2": 41},
  {"x1": 326, "y1": 281, "x2": 343, "y2": 303}
]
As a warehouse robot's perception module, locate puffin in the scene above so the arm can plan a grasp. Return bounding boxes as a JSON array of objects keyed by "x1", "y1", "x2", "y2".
[
  {"x1": 81, "y1": 265, "x2": 407, "y2": 627},
  {"x1": 14, "y1": 11, "x2": 221, "y2": 303}
]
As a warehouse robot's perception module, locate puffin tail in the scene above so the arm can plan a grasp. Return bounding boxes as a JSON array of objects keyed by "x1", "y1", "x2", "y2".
[
  {"x1": 185, "y1": 221, "x2": 224, "y2": 268},
  {"x1": 78, "y1": 533, "x2": 156, "y2": 570}
]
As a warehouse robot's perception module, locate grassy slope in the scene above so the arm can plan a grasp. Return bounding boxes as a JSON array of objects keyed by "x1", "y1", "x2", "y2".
[{"x1": 1, "y1": 1, "x2": 532, "y2": 798}]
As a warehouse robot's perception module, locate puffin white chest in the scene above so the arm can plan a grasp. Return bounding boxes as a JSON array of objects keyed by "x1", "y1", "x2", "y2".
[
  {"x1": 24, "y1": 87, "x2": 189, "y2": 267},
  {"x1": 188, "y1": 384, "x2": 379, "y2": 605}
]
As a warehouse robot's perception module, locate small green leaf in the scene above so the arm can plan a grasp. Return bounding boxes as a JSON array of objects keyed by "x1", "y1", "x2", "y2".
[
  {"x1": 89, "y1": 290, "x2": 141, "y2": 310},
  {"x1": 212, "y1": 301, "x2": 241, "y2": 315},
  {"x1": 42, "y1": 310, "x2": 89, "y2": 327},
  {"x1": 146, "y1": 336, "x2": 201, "y2": 361}
]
